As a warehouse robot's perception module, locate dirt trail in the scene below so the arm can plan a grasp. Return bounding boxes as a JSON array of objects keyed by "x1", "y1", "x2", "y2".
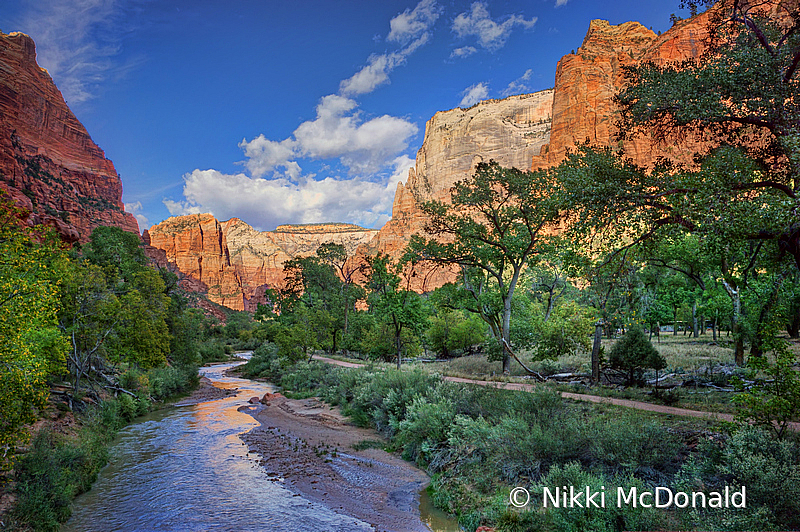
[{"x1": 312, "y1": 355, "x2": 800, "y2": 432}]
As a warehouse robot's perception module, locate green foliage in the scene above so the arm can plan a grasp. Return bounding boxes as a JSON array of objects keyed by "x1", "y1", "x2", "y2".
[
  {"x1": 675, "y1": 427, "x2": 800, "y2": 530},
  {"x1": 410, "y1": 161, "x2": 561, "y2": 373},
  {"x1": 365, "y1": 254, "x2": 428, "y2": 367},
  {"x1": 537, "y1": 462, "x2": 665, "y2": 532},
  {"x1": 734, "y1": 342, "x2": 800, "y2": 439},
  {"x1": 425, "y1": 308, "x2": 487, "y2": 358},
  {"x1": 0, "y1": 194, "x2": 68, "y2": 467},
  {"x1": 532, "y1": 299, "x2": 594, "y2": 360},
  {"x1": 12, "y1": 415, "x2": 117, "y2": 531},
  {"x1": 608, "y1": 327, "x2": 666, "y2": 386}
]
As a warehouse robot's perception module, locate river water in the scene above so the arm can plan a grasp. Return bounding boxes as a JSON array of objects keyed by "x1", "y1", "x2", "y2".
[{"x1": 62, "y1": 361, "x2": 459, "y2": 532}]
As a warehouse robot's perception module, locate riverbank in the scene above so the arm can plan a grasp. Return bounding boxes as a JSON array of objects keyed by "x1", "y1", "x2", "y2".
[{"x1": 240, "y1": 393, "x2": 434, "y2": 532}]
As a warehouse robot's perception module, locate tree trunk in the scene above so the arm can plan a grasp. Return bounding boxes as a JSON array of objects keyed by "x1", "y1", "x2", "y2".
[
  {"x1": 712, "y1": 318, "x2": 717, "y2": 342},
  {"x1": 591, "y1": 320, "x2": 603, "y2": 384},
  {"x1": 692, "y1": 301, "x2": 699, "y2": 338},
  {"x1": 502, "y1": 298, "x2": 512, "y2": 374},
  {"x1": 673, "y1": 308, "x2": 678, "y2": 336},
  {"x1": 396, "y1": 333, "x2": 402, "y2": 370},
  {"x1": 721, "y1": 279, "x2": 744, "y2": 366}
]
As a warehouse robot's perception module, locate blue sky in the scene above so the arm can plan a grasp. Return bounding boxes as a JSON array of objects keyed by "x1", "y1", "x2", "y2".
[{"x1": 0, "y1": 0, "x2": 683, "y2": 232}]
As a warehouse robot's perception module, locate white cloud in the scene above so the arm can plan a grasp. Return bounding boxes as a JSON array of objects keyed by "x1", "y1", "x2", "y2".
[
  {"x1": 450, "y1": 46, "x2": 478, "y2": 59},
  {"x1": 165, "y1": 168, "x2": 411, "y2": 230},
  {"x1": 555, "y1": 0, "x2": 569, "y2": 6},
  {"x1": 452, "y1": 2, "x2": 537, "y2": 52},
  {"x1": 166, "y1": 1, "x2": 426, "y2": 229},
  {"x1": 340, "y1": 33, "x2": 430, "y2": 96},
  {"x1": 460, "y1": 82, "x2": 489, "y2": 107},
  {"x1": 124, "y1": 200, "x2": 148, "y2": 230},
  {"x1": 387, "y1": 0, "x2": 442, "y2": 43},
  {"x1": 13, "y1": 0, "x2": 142, "y2": 104},
  {"x1": 502, "y1": 68, "x2": 533, "y2": 96},
  {"x1": 238, "y1": 135, "x2": 299, "y2": 179},
  {"x1": 340, "y1": 52, "x2": 398, "y2": 96},
  {"x1": 292, "y1": 95, "x2": 417, "y2": 174}
]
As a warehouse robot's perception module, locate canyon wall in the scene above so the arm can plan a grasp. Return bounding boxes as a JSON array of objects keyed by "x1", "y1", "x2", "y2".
[
  {"x1": 0, "y1": 31, "x2": 139, "y2": 242},
  {"x1": 145, "y1": 215, "x2": 377, "y2": 311},
  {"x1": 356, "y1": 90, "x2": 555, "y2": 291}
]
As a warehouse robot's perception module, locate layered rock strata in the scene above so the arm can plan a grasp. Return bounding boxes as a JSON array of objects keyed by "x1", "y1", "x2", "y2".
[
  {"x1": 0, "y1": 31, "x2": 139, "y2": 241},
  {"x1": 145, "y1": 214, "x2": 377, "y2": 311}
]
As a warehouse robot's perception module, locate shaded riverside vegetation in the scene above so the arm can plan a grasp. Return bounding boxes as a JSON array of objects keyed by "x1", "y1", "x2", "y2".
[
  {"x1": 0, "y1": 193, "x2": 246, "y2": 531},
  {"x1": 240, "y1": 344, "x2": 800, "y2": 531}
]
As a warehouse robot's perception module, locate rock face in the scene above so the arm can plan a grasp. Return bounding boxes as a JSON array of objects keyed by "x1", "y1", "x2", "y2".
[
  {"x1": 0, "y1": 31, "x2": 139, "y2": 241},
  {"x1": 533, "y1": 13, "x2": 712, "y2": 169},
  {"x1": 361, "y1": 13, "x2": 713, "y2": 292},
  {"x1": 145, "y1": 214, "x2": 378, "y2": 311},
  {"x1": 357, "y1": 91, "x2": 554, "y2": 291}
]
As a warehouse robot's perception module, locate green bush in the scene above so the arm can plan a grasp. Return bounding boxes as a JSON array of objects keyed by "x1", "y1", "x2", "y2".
[
  {"x1": 348, "y1": 368, "x2": 441, "y2": 436},
  {"x1": 589, "y1": 415, "x2": 682, "y2": 474},
  {"x1": 148, "y1": 365, "x2": 197, "y2": 401},
  {"x1": 608, "y1": 327, "x2": 666, "y2": 385},
  {"x1": 537, "y1": 462, "x2": 666, "y2": 532},
  {"x1": 198, "y1": 339, "x2": 228, "y2": 364},
  {"x1": 675, "y1": 426, "x2": 800, "y2": 530},
  {"x1": 13, "y1": 422, "x2": 114, "y2": 531}
]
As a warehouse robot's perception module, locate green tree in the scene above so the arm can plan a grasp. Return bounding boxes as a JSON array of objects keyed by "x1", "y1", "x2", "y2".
[
  {"x1": 365, "y1": 254, "x2": 427, "y2": 368},
  {"x1": 0, "y1": 196, "x2": 68, "y2": 466},
  {"x1": 410, "y1": 161, "x2": 560, "y2": 374},
  {"x1": 608, "y1": 327, "x2": 667, "y2": 386},
  {"x1": 617, "y1": 1, "x2": 800, "y2": 269}
]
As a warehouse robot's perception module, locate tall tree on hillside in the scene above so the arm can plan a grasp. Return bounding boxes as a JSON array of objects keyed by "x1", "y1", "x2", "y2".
[{"x1": 409, "y1": 161, "x2": 560, "y2": 375}]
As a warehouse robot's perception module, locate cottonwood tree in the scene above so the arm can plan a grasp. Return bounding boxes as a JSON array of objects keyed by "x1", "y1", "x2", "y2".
[
  {"x1": 554, "y1": 0, "x2": 800, "y2": 364},
  {"x1": 365, "y1": 253, "x2": 427, "y2": 369},
  {"x1": 409, "y1": 161, "x2": 561, "y2": 375}
]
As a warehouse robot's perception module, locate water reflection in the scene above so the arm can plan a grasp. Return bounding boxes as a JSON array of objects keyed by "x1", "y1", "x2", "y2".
[{"x1": 63, "y1": 362, "x2": 371, "y2": 532}]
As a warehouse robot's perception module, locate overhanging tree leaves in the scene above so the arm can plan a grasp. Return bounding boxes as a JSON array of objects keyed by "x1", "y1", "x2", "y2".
[
  {"x1": 617, "y1": 0, "x2": 800, "y2": 267},
  {"x1": 409, "y1": 161, "x2": 560, "y2": 375}
]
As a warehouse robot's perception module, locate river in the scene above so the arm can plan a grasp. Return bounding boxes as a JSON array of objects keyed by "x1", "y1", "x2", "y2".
[{"x1": 62, "y1": 361, "x2": 460, "y2": 532}]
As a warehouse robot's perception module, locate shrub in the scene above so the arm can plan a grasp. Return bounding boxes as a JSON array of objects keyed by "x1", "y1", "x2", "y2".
[
  {"x1": 13, "y1": 422, "x2": 114, "y2": 531},
  {"x1": 348, "y1": 368, "x2": 441, "y2": 435},
  {"x1": 537, "y1": 462, "x2": 666, "y2": 532},
  {"x1": 608, "y1": 327, "x2": 666, "y2": 386},
  {"x1": 198, "y1": 339, "x2": 227, "y2": 364},
  {"x1": 674, "y1": 426, "x2": 800, "y2": 530}
]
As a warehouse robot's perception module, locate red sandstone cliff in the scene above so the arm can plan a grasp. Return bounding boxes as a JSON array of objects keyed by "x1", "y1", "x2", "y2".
[
  {"x1": 532, "y1": 13, "x2": 712, "y2": 169},
  {"x1": 0, "y1": 31, "x2": 139, "y2": 242},
  {"x1": 358, "y1": 11, "x2": 714, "y2": 290},
  {"x1": 146, "y1": 215, "x2": 378, "y2": 311}
]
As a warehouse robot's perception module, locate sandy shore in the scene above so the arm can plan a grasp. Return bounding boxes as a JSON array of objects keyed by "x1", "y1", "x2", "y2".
[{"x1": 239, "y1": 395, "x2": 433, "y2": 532}]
